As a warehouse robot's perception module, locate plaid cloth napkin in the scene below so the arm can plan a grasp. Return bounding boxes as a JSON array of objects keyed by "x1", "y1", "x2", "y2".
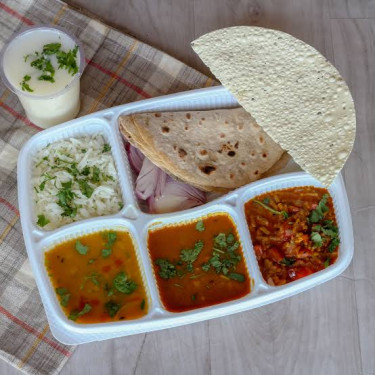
[{"x1": 0, "y1": 0, "x2": 215, "y2": 374}]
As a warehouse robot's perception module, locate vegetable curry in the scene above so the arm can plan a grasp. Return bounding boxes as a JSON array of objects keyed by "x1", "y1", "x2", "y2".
[
  {"x1": 148, "y1": 213, "x2": 251, "y2": 312},
  {"x1": 45, "y1": 230, "x2": 148, "y2": 323},
  {"x1": 244, "y1": 186, "x2": 339, "y2": 286}
]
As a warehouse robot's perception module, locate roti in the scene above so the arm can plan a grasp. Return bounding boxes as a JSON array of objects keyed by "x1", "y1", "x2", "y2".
[
  {"x1": 191, "y1": 26, "x2": 356, "y2": 186},
  {"x1": 119, "y1": 108, "x2": 286, "y2": 191}
]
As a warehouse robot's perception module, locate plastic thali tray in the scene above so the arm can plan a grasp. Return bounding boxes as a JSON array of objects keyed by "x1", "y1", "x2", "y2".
[{"x1": 17, "y1": 86, "x2": 354, "y2": 345}]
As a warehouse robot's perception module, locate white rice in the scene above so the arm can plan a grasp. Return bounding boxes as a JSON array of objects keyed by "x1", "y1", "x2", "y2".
[{"x1": 32, "y1": 134, "x2": 123, "y2": 230}]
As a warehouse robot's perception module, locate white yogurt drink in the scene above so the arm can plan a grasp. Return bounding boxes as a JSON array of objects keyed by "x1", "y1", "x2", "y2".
[{"x1": 0, "y1": 26, "x2": 85, "y2": 128}]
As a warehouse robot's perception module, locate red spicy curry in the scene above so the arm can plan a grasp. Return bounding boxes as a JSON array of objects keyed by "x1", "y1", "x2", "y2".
[
  {"x1": 244, "y1": 186, "x2": 339, "y2": 286},
  {"x1": 148, "y1": 213, "x2": 251, "y2": 312}
]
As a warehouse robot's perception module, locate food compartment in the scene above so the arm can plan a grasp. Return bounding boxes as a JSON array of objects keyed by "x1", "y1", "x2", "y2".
[
  {"x1": 236, "y1": 172, "x2": 353, "y2": 290},
  {"x1": 36, "y1": 219, "x2": 154, "y2": 328},
  {"x1": 18, "y1": 117, "x2": 135, "y2": 233},
  {"x1": 144, "y1": 206, "x2": 256, "y2": 314}
]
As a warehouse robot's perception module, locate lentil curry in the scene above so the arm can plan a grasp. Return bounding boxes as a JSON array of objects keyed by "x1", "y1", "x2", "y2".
[
  {"x1": 244, "y1": 186, "x2": 339, "y2": 286},
  {"x1": 45, "y1": 230, "x2": 148, "y2": 323},
  {"x1": 148, "y1": 213, "x2": 251, "y2": 312}
]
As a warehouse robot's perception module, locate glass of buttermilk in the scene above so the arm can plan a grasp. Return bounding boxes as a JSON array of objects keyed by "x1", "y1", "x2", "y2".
[{"x1": 0, "y1": 26, "x2": 85, "y2": 128}]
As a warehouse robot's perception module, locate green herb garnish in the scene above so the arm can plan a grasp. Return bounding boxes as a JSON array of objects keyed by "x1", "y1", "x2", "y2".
[
  {"x1": 56, "y1": 45, "x2": 79, "y2": 75},
  {"x1": 101, "y1": 248, "x2": 112, "y2": 258},
  {"x1": 77, "y1": 179, "x2": 94, "y2": 198},
  {"x1": 228, "y1": 272, "x2": 245, "y2": 282},
  {"x1": 102, "y1": 143, "x2": 111, "y2": 153},
  {"x1": 105, "y1": 301, "x2": 121, "y2": 318},
  {"x1": 113, "y1": 271, "x2": 137, "y2": 294},
  {"x1": 280, "y1": 257, "x2": 296, "y2": 266},
  {"x1": 75, "y1": 240, "x2": 88, "y2": 255},
  {"x1": 56, "y1": 180, "x2": 77, "y2": 217},
  {"x1": 324, "y1": 258, "x2": 330, "y2": 268},
  {"x1": 68, "y1": 303, "x2": 92, "y2": 321},
  {"x1": 311, "y1": 232, "x2": 323, "y2": 247},
  {"x1": 20, "y1": 75, "x2": 33, "y2": 92},
  {"x1": 56, "y1": 287, "x2": 71, "y2": 306},
  {"x1": 140, "y1": 299, "x2": 145, "y2": 310},
  {"x1": 254, "y1": 199, "x2": 288, "y2": 219},
  {"x1": 43, "y1": 43, "x2": 61, "y2": 55},
  {"x1": 196, "y1": 220, "x2": 205, "y2": 232},
  {"x1": 155, "y1": 259, "x2": 176, "y2": 279},
  {"x1": 309, "y1": 194, "x2": 329, "y2": 223},
  {"x1": 80, "y1": 272, "x2": 100, "y2": 289},
  {"x1": 37, "y1": 214, "x2": 50, "y2": 227},
  {"x1": 91, "y1": 166, "x2": 101, "y2": 183}
]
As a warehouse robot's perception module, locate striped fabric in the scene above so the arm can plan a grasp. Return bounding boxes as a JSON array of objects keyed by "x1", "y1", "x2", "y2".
[{"x1": 0, "y1": 1, "x2": 215, "y2": 374}]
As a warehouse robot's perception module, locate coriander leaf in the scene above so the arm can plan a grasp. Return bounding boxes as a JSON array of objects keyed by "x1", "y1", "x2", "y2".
[
  {"x1": 91, "y1": 166, "x2": 100, "y2": 183},
  {"x1": 228, "y1": 272, "x2": 245, "y2": 282},
  {"x1": 75, "y1": 240, "x2": 88, "y2": 255},
  {"x1": 113, "y1": 271, "x2": 137, "y2": 294},
  {"x1": 81, "y1": 166, "x2": 90, "y2": 176},
  {"x1": 254, "y1": 200, "x2": 288, "y2": 218},
  {"x1": 106, "y1": 232, "x2": 117, "y2": 247},
  {"x1": 20, "y1": 74, "x2": 33, "y2": 92},
  {"x1": 140, "y1": 299, "x2": 146, "y2": 310},
  {"x1": 280, "y1": 257, "x2": 296, "y2": 266},
  {"x1": 180, "y1": 240, "x2": 204, "y2": 264},
  {"x1": 102, "y1": 248, "x2": 112, "y2": 258},
  {"x1": 227, "y1": 241, "x2": 240, "y2": 252},
  {"x1": 311, "y1": 232, "x2": 323, "y2": 247},
  {"x1": 309, "y1": 194, "x2": 329, "y2": 223},
  {"x1": 191, "y1": 293, "x2": 197, "y2": 301},
  {"x1": 38, "y1": 74, "x2": 55, "y2": 82},
  {"x1": 214, "y1": 233, "x2": 227, "y2": 248},
  {"x1": 102, "y1": 143, "x2": 111, "y2": 153},
  {"x1": 324, "y1": 258, "x2": 330, "y2": 268},
  {"x1": 68, "y1": 303, "x2": 92, "y2": 321},
  {"x1": 328, "y1": 237, "x2": 340, "y2": 253},
  {"x1": 263, "y1": 197, "x2": 271, "y2": 204},
  {"x1": 42, "y1": 42, "x2": 61, "y2": 55},
  {"x1": 56, "y1": 45, "x2": 79, "y2": 75},
  {"x1": 202, "y1": 263, "x2": 210, "y2": 272},
  {"x1": 105, "y1": 300, "x2": 121, "y2": 317},
  {"x1": 37, "y1": 214, "x2": 49, "y2": 227},
  {"x1": 196, "y1": 220, "x2": 205, "y2": 232},
  {"x1": 155, "y1": 259, "x2": 176, "y2": 279},
  {"x1": 88, "y1": 259, "x2": 95, "y2": 264},
  {"x1": 56, "y1": 287, "x2": 68, "y2": 296},
  {"x1": 77, "y1": 179, "x2": 94, "y2": 198},
  {"x1": 56, "y1": 180, "x2": 77, "y2": 217},
  {"x1": 60, "y1": 294, "x2": 70, "y2": 307},
  {"x1": 226, "y1": 233, "x2": 235, "y2": 244}
]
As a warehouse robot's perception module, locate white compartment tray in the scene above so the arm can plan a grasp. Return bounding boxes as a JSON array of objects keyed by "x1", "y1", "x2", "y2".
[{"x1": 17, "y1": 86, "x2": 354, "y2": 345}]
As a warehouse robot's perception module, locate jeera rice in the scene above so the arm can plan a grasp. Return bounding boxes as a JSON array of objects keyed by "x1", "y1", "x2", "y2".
[{"x1": 32, "y1": 134, "x2": 123, "y2": 230}]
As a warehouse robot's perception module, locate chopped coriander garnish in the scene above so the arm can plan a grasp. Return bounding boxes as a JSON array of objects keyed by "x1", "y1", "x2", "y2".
[
  {"x1": 113, "y1": 271, "x2": 137, "y2": 294},
  {"x1": 20, "y1": 75, "x2": 33, "y2": 92},
  {"x1": 77, "y1": 179, "x2": 94, "y2": 198},
  {"x1": 101, "y1": 248, "x2": 112, "y2": 258},
  {"x1": 102, "y1": 143, "x2": 111, "y2": 153},
  {"x1": 88, "y1": 259, "x2": 95, "y2": 264},
  {"x1": 196, "y1": 220, "x2": 205, "y2": 232},
  {"x1": 56, "y1": 288, "x2": 70, "y2": 307},
  {"x1": 228, "y1": 272, "x2": 245, "y2": 282},
  {"x1": 311, "y1": 232, "x2": 323, "y2": 247},
  {"x1": 155, "y1": 259, "x2": 176, "y2": 279},
  {"x1": 191, "y1": 293, "x2": 197, "y2": 301},
  {"x1": 43, "y1": 42, "x2": 61, "y2": 55},
  {"x1": 280, "y1": 257, "x2": 296, "y2": 266},
  {"x1": 37, "y1": 214, "x2": 49, "y2": 227},
  {"x1": 140, "y1": 299, "x2": 146, "y2": 310},
  {"x1": 254, "y1": 199, "x2": 288, "y2": 219},
  {"x1": 91, "y1": 166, "x2": 100, "y2": 183},
  {"x1": 324, "y1": 258, "x2": 330, "y2": 268},
  {"x1": 105, "y1": 300, "x2": 121, "y2": 318},
  {"x1": 69, "y1": 303, "x2": 92, "y2": 321},
  {"x1": 75, "y1": 240, "x2": 88, "y2": 255},
  {"x1": 309, "y1": 194, "x2": 329, "y2": 223},
  {"x1": 56, "y1": 180, "x2": 77, "y2": 217}
]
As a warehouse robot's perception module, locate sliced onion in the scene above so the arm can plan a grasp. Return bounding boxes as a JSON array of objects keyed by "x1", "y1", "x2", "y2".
[
  {"x1": 148, "y1": 175, "x2": 206, "y2": 213},
  {"x1": 125, "y1": 143, "x2": 144, "y2": 174},
  {"x1": 132, "y1": 149, "x2": 206, "y2": 213}
]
